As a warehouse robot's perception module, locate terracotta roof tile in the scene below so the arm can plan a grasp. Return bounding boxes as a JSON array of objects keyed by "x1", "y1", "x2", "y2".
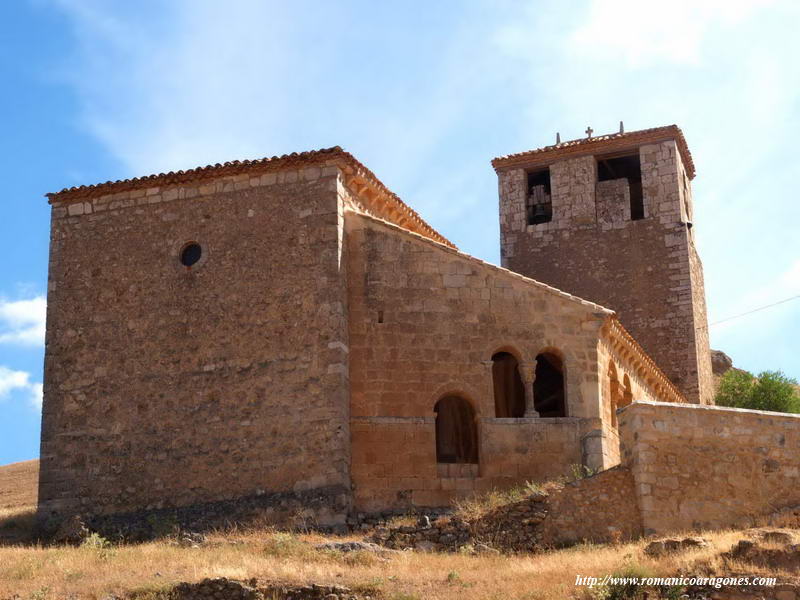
[
  {"x1": 491, "y1": 124, "x2": 695, "y2": 179},
  {"x1": 46, "y1": 146, "x2": 454, "y2": 248}
]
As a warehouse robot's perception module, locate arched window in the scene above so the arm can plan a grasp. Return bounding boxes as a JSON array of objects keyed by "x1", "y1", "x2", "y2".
[
  {"x1": 621, "y1": 374, "x2": 633, "y2": 409},
  {"x1": 608, "y1": 362, "x2": 622, "y2": 428},
  {"x1": 491, "y1": 352, "x2": 526, "y2": 418},
  {"x1": 434, "y1": 396, "x2": 478, "y2": 464},
  {"x1": 534, "y1": 352, "x2": 566, "y2": 417}
]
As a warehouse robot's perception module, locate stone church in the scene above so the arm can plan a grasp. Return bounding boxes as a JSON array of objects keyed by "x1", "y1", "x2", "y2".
[{"x1": 39, "y1": 125, "x2": 714, "y2": 526}]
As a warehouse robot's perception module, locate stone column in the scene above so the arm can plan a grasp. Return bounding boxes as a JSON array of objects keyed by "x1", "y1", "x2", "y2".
[
  {"x1": 482, "y1": 360, "x2": 495, "y2": 413},
  {"x1": 519, "y1": 360, "x2": 539, "y2": 417}
]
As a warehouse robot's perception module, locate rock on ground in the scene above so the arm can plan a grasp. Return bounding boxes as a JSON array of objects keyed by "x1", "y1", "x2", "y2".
[
  {"x1": 643, "y1": 536, "x2": 709, "y2": 557},
  {"x1": 314, "y1": 540, "x2": 386, "y2": 553},
  {"x1": 171, "y1": 577, "x2": 371, "y2": 599}
]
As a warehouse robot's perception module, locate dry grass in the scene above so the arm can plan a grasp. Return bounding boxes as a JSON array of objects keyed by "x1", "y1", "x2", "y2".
[
  {"x1": 0, "y1": 459, "x2": 38, "y2": 510},
  {"x1": 0, "y1": 501, "x2": 790, "y2": 600},
  {"x1": 0, "y1": 461, "x2": 791, "y2": 599},
  {"x1": 452, "y1": 481, "x2": 555, "y2": 522},
  {"x1": 0, "y1": 460, "x2": 39, "y2": 547},
  {"x1": 0, "y1": 504, "x2": 37, "y2": 546}
]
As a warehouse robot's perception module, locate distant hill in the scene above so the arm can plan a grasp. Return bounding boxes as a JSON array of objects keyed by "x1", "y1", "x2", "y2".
[{"x1": 0, "y1": 459, "x2": 38, "y2": 510}]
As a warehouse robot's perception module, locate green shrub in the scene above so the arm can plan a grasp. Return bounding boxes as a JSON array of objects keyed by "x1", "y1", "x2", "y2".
[
  {"x1": 594, "y1": 562, "x2": 686, "y2": 600},
  {"x1": 524, "y1": 480, "x2": 545, "y2": 495},
  {"x1": 262, "y1": 531, "x2": 310, "y2": 558},
  {"x1": 599, "y1": 563, "x2": 656, "y2": 600},
  {"x1": 715, "y1": 369, "x2": 799, "y2": 413},
  {"x1": 569, "y1": 464, "x2": 596, "y2": 482},
  {"x1": 80, "y1": 532, "x2": 111, "y2": 549},
  {"x1": 28, "y1": 588, "x2": 50, "y2": 600},
  {"x1": 714, "y1": 369, "x2": 755, "y2": 408},
  {"x1": 80, "y1": 532, "x2": 116, "y2": 560}
]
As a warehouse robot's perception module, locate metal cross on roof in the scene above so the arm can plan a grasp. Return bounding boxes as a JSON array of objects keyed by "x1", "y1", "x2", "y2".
[{"x1": 585, "y1": 126, "x2": 594, "y2": 138}]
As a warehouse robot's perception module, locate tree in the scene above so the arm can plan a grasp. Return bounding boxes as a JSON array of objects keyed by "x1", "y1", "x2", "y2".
[
  {"x1": 715, "y1": 369, "x2": 800, "y2": 414},
  {"x1": 715, "y1": 369, "x2": 755, "y2": 409},
  {"x1": 750, "y1": 371, "x2": 800, "y2": 413}
]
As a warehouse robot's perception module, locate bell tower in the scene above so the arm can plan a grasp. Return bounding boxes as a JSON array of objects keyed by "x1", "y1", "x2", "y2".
[{"x1": 493, "y1": 125, "x2": 713, "y2": 404}]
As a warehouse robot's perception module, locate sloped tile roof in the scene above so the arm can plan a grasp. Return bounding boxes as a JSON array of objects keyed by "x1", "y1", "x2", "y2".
[
  {"x1": 46, "y1": 146, "x2": 454, "y2": 248},
  {"x1": 492, "y1": 124, "x2": 695, "y2": 179}
]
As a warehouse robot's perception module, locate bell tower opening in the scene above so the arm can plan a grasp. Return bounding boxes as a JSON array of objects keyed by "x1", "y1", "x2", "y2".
[
  {"x1": 597, "y1": 153, "x2": 644, "y2": 220},
  {"x1": 526, "y1": 168, "x2": 552, "y2": 225}
]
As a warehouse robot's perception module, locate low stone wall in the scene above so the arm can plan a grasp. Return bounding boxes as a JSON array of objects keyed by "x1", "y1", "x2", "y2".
[
  {"x1": 371, "y1": 467, "x2": 642, "y2": 552},
  {"x1": 540, "y1": 466, "x2": 642, "y2": 546},
  {"x1": 620, "y1": 401, "x2": 800, "y2": 534},
  {"x1": 371, "y1": 492, "x2": 550, "y2": 552}
]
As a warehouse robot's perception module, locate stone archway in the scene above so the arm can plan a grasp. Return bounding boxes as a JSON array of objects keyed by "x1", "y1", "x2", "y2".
[
  {"x1": 491, "y1": 351, "x2": 526, "y2": 418},
  {"x1": 434, "y1": 395, "x2": 478, "y2": 464},
  {"x1": 534, "y1": 351, "x2": 566, "y2": 417}
]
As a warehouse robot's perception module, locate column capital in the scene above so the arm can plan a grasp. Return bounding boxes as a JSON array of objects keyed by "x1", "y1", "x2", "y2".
[
  {"x1": 518, "y1": 360, "x2": 537, "y2": 383},
  {"x1": 520, "y1": 360, "x2": 539, "y2": 418}
]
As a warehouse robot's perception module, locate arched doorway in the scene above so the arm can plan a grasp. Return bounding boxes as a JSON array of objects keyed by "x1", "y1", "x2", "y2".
[
  {"x1": 534, "y1": 351, "x2": 566, "y2": 417},
  {"x1": 491, "y1": 352, "x2": 526, "y2": 418},
  {"x1": 434, "y1": 396, "x2": 478, "y2": 464}
]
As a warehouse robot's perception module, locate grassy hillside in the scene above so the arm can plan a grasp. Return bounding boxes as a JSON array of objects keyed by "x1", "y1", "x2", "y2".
[
  {"x1": 0, "y1": 458, "x2": 37, "y2": 510},
  {"x1": 0, "y1": 459, "x2": 38, "y2": 549}
]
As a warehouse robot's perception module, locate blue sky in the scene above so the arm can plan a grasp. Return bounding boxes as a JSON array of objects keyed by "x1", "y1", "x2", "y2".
[{"x1": 1, "y1": 0, "x2": 798, "y2": 465}]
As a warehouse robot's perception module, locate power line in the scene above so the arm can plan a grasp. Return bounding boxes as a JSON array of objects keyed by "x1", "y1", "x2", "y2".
[{"x1": 709, "y1": 294, "x2": 800, "y2": 327}]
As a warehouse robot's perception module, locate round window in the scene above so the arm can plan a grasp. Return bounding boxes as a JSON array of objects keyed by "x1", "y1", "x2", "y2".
[{"x1": 180, "y1": 243, "x2": 202, "y2": 267}]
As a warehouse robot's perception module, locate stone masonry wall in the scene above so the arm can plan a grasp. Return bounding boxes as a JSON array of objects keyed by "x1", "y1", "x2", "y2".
[
  {"x1": 349, "y1": 415, "x2": 584, "y2": 511},
  {"x1": 345, "y1": 211, "x2": 610, "y2": 512},
  {"x1": 40, "y1": 166, "x2": 353, "y2": 520},
  {"x1": 676, "y1": 146, "x2": 714, "y2": 407},
  {"x1": 597, "y1": 333, "x2": 685, "y2": 466},
  {"x1": 498, "y1": 140, "x2": 713, "y2": 404},
  {"x1": 540, "y1": 466, "x2": 643, "y2": 546},
  {"x1": 619, "y1": 401, "x2": 800, "y2": 534}
]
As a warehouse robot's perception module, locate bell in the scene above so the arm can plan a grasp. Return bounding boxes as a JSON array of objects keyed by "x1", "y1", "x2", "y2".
[{"x1": 533, "y1": 204, "x2": 548, "y2": 217}]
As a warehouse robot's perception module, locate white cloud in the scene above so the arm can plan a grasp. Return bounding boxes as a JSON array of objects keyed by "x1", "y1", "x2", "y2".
[
  {"x1": 29, "y1": 383, "x2": 44, "y2": 411},
  {"x1": 569, "y1": 0, "x2": 771, "y2": 67},
  {"x1": 0, "y1": 296, "x2": 47, "y2": 346},
  {"x1": 0, "y1": 366, "x2": 43, "y2": 410}
]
